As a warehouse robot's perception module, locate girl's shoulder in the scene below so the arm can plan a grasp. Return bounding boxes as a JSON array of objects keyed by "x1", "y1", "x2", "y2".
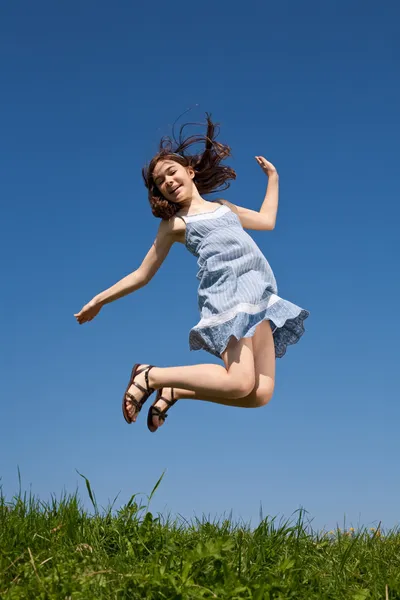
[
  {"x1": 157, "y1": 213, "x2": 186, "y2": 245},
  {"x1": 216, "y1": 198, "x2": 239, "y2": 214}
]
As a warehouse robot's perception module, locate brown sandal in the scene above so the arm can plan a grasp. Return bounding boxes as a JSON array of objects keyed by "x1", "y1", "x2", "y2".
[
  {"x1": 122, "y1": 364, "x2": 155, "y2": 424},
  {"x1": 147, "y1": 388, "x2": 177, "y2": 432}
]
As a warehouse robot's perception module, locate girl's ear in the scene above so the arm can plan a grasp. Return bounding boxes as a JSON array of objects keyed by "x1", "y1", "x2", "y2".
[{"x1": 186, "y1": 166, "x2": 195, "y2": 180}]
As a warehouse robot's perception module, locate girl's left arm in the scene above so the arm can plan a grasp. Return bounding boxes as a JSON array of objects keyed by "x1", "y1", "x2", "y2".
[{"x1": 221, "y1": 157, "x2": 279, "y2": 231}]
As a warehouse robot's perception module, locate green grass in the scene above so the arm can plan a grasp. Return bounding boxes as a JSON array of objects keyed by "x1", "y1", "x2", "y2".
[{"x1": 1, "y1": 474, "x2": 400, "y2": 599}]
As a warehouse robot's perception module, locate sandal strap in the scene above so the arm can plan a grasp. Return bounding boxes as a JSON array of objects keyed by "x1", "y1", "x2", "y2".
[
  {"x1": 135, "y1": 365, "x2": 152, "y2": 376},
  {"x1": 144, "y1": 366, "x2": 154, "y2": 394},
  {"x1": 131, "y1": 365, "x2": 154, "y2": 395},
  {"x1": 125, "y1": 364, "x2": 155, "y2": 411},
  {"x1": 158, "y1": 396, "x2": 176, "y2": 407},
  {"x1": 125, "y1": 392, "x2": 142, "y2": 411},
  {"x1": 129, "y1": 365, "x2": 155, "y2": 402},
  {"x1": 150, "y1": 406, "x2": 168, "y2": 421},
  {"x1": 132, "y1": 381, "x2": 148, "y2": 395},
  {"x1": 152, "y1": 388, "x2": 177, "y2": 417},
  {"x1": 126, "y1": 380, "x2": 153, "y2": 411},
  {"x1": 123, "y1": 364, "x2": 157, "y2": 424},
  {"x1": 147, "y1": 388, "x2": 176, "y2": 431}
]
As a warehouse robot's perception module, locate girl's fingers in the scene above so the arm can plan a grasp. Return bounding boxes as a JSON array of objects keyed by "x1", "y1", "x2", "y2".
[{"x1": 255, "y1": 156, "x2": 276, "y2": 174}]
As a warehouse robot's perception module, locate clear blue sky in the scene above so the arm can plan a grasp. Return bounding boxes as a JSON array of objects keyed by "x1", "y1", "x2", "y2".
[{"x1": 1, "y1": 0, "x2": 399, "y2": 532}]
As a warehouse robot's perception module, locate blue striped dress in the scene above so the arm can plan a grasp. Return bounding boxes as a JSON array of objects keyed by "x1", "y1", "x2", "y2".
[{"x1": 179, "y1": 203, "x2": 309, "y2": 359}]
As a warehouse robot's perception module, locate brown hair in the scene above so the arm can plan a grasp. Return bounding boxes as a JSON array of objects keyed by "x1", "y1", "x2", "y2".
[{"x1": 142, "y1": 113, "x2": 236, "y2": 219}]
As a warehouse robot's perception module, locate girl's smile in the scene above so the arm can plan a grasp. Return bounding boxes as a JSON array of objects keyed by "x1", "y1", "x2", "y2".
[{"x1": 153, "y1": 160, "x2": 195, "y2": 204}]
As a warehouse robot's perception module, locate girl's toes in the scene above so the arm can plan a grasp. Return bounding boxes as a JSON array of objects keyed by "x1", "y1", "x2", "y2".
[
  {"x1": 126, "y1": 401, "x2": 136, "y2": 422},
  {"x1": 148, "y1": 389, "x2": 175, "y2": 433},
  {"x1": 150, "y1": 410, "x2": 165, "y2": 431}
]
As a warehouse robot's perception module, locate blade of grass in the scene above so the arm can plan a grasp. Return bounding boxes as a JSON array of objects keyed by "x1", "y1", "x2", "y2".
[
  {"x1": 147, "y1": 470, "x2": 166, "y2": 506},
  {"x1": 76, "y1": 471, "x2": 98, "y2": 515}
]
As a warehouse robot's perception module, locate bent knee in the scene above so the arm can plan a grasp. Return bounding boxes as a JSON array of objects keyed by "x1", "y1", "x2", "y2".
[
  {"x1": 229, "y1": 374, "x2": 256, "y2": 399},
  {"x1": 250, "y1": 381, "x2": 275, "y2": 408}
]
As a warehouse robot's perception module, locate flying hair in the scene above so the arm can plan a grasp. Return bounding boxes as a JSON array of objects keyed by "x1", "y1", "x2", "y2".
[{"x1": 142, "y1": 113, "x2": 237, "y2": 219}]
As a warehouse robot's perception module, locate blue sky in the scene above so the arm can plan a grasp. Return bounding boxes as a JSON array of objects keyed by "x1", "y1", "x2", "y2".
[{"x1": 1, "y1": 0, "x2": 399, "y2": 532}]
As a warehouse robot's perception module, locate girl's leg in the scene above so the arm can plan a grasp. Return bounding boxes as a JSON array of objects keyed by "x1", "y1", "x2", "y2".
[
  {"x1": 150, "y1": 320, "x2": 275, "y2": 428},
  {"x1": 126, "y1": 320, "x2": 275, "y2": 425},
  {"x1": 125, "y1": 335, "x2": 255, "y2": 422},
  {"x1": 180, "y1": 320, "x2": 275, "y2": 405}
]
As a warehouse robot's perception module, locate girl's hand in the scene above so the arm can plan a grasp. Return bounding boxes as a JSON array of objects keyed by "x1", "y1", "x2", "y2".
[
  {"x1": 255, "y1": 156, "x2": 278, "y2": 177},
  {"x1": 74, "y1": 299, "x2": 103, "y2": 324}
]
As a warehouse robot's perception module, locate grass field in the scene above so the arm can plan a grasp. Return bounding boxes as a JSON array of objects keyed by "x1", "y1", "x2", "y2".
[{"x1": 1, "y1": 474, "x2": 399, "y2": 599}]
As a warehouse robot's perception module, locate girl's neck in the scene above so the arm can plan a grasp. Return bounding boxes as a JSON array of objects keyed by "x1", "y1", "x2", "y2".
[
  {"x1": 177, "y1": 196, "x2": 216, "y2": 216},
  {"x1": 177, "y1": 186, "x2": 212, "y2": 215}
]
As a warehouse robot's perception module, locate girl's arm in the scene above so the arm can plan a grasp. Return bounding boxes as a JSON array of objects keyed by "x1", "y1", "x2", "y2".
[
  {"x1": 221, "y1": 157, "x2": 279, "y2": 231},
  {"x1": 74, "y1": 218, "x2": 176, "y2": 324}
]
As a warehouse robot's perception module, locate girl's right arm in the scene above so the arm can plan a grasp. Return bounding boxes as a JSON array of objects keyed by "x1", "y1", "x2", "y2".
[{"x1": 74, "y1": 218, "x2": 176, "y2": 324}]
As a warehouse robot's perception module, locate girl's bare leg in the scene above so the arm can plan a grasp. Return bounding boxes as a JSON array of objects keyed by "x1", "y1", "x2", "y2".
[
  {"x1": 150, "y1": 320, "x2": 276, "y2": 428},
  {"x1": 125, "y1": 321, "x2": 276, "y2": 425},
  {"x1": 125, "y1": 335, "x2": 255, "y2": 422}
]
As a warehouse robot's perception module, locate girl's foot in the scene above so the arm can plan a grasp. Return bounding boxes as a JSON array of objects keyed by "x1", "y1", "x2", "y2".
[
  {"x1": 122, "y1": 364, "x2": 155, "y2": 424},
  {"x1": 147, "y1": 387, "x2": 177, "y2": 432}
]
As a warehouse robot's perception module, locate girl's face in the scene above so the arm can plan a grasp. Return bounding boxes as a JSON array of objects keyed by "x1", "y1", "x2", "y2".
[{"x1": 152, "y1": 160, "x2": 195, "y2": 204}]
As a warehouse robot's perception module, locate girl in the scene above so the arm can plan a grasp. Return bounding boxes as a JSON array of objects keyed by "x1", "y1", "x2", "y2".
[{"x1": 75, "y1": 115, "x2": 309, "y2": 433}]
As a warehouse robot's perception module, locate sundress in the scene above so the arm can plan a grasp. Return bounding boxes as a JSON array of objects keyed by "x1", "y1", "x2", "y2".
[{"x1": 178, "y1": 203, "x2": 309, "y2": 358}]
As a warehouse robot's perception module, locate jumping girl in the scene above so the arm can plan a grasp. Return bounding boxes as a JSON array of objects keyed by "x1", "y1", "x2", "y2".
[{"x1": 74, "y1": 115, "x2": 309, "y2": 432}]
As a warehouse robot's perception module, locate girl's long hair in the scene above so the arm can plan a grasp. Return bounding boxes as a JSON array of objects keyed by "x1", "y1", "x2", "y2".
[{"x1": 142, "y1": 113, "x2": 236, "y2": 219}]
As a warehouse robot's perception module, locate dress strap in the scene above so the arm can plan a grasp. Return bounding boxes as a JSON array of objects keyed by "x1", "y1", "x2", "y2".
[{"x1": 176, "y1": 200, "x2": 228, "y2": 224}]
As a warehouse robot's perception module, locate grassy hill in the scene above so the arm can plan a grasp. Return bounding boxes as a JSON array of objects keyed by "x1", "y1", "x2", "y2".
[{"x1": 1, "y1": 475, "x2": 399, "y2": 599}]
